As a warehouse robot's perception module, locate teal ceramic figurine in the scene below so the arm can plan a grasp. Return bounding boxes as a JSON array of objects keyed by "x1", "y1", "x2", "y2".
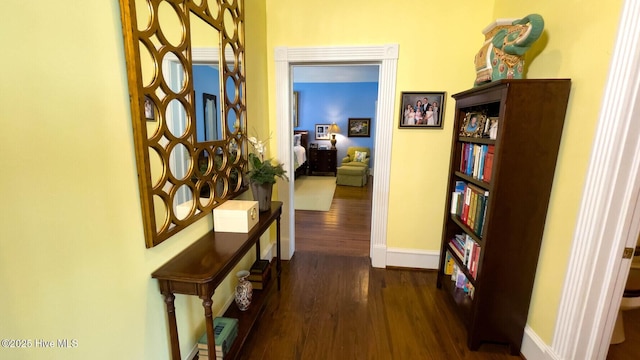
[{"x1": 474, "y1": 14, "x2": 544, "y2": 86}]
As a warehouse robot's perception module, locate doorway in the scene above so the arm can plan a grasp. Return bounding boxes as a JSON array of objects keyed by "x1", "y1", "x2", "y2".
[{"x1": 275, "y1": 44, "x2": 399, "y2": 267}]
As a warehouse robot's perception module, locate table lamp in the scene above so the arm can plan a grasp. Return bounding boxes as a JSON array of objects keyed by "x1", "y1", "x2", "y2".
[{"x1": 328, "y1": 123, "x2": 341, "y2": 149}]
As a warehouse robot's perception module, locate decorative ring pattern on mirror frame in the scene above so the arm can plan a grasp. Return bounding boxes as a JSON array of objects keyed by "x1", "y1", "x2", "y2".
[{"x1": 119, "y1": 0, "x2": 247, "y2": 248}]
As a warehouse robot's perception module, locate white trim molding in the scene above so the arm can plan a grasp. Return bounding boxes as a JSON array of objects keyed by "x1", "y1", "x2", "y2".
[
  {"x1": 386, "y1": 248, "x2": 440, "y2": 269},
  {"x1": 551, "y1": 1, "x2": 640, "y2": 359},
  {"x1": 275, "y1": 45, "x2": 398, "y2": 267}
]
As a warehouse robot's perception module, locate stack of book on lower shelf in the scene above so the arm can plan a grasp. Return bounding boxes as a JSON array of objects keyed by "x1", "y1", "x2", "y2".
[
  {"x1": 197, "y1": 317, "x2": 238, "y2": 359},
  {"x1": 248, "y1": 259, "x2": 271, "y2": 290}
]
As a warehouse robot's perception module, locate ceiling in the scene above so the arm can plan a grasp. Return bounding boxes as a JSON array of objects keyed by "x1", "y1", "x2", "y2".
[{"x1": 292, "y1": 65, "x2": 380, "y2": 83}]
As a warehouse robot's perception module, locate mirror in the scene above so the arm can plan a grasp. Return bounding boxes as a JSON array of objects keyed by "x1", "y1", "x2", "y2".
[{"x1": 119, "y1": 0, "x2": 247, "y2": 247}]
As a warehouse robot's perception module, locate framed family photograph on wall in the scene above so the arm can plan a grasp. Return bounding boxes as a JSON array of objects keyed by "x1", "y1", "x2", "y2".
[
  {"x1": 348, "y1": 118, "x2": 370, "y2": 137},
  {"x1": 315, "y1": 124, "x2": 331, "y2": 140},
  {"x1": 398, "y1": 91, "x2": 446, "y2": 129}
]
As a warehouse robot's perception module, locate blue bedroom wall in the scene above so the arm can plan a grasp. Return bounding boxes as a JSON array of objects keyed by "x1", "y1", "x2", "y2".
[
  {"x1": 193, "y1": 65, "x2": 221, "y2": 142},
  {"x1": 293, "y1": 82, "x2": 378, "y2": 170}
]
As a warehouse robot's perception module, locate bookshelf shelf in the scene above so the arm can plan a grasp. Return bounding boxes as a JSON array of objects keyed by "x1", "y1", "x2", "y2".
[
  {"x1": 454, "y1": 171, "x2": 490, "y2": 190},
  {"x1": 445, "y1": 243, "x2": 477, "y2": 285},
  {"x1": 450, "y1": 216, "x2": 482, "y2": 245},
  {"x1": 437, "y1": 79, "x2": 571, "y2": 355}
]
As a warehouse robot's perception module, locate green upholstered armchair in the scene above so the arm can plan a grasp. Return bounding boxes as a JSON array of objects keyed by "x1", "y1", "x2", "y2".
[
  {"x1": 342, "y1": 146, "x2": 370, "y2": 168},
  {"x1": 337, "y1": 147, "x2": 370, "y2": 186}
]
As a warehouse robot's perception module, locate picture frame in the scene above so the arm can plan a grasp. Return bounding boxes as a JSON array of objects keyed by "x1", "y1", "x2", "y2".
[
  {"x1": 485, "y1": 116, "x2": 499, "y2": 140},
  {"x1": 459, "y1": 112, "x2": 487, "y2": 138},
  {"x1": 318, "y1": 144, "x2": 329, "y2": 150},
  {"x1": 348, "y1": 118, "x2": 371, "y2": 137},
  {"x1": 292, "y1": 91, "x2": 299, "y2": 128},
  {"x1": 202, "y1": 93, "x2": 218, "y2": 141},
  {"x1": 315, "y1": 124, "x2": 331, "y2": 140},
  {"x1": 398, "y1": 91, "x2": 446, "y2": 129},
  {"x1": 144, "y1": 95, "x2": 155, "y2": 121}
]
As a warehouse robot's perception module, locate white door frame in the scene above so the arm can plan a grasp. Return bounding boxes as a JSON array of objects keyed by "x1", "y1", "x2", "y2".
[
  {"x1": 274, "y1": 45, "x2": 399, "y2": 267},
  {"x1": 551, "y1": 1, "x2": 640, "y2": 358}
]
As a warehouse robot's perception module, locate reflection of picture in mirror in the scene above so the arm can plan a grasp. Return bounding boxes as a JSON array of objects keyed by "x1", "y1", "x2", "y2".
[
  {"x1": 144, "y1": 95, "x2": 155, "y2": 121},
  {"x1": 203, "y1": 93, "x2": 218, "y2": 141},
  {"x1": 293, "y1": 91, "x2": 299, "y2": 128},
  {"x1": 193, "y1": 61, "x2": 222, "y2": 142}
]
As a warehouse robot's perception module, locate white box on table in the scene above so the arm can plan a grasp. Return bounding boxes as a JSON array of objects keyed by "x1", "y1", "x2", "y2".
[{"x1": 213, "y1": 200, "x2": 259, "y2": 233}]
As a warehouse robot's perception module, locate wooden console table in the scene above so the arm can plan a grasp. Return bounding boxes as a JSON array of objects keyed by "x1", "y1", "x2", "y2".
[{"x1": 151, "y1": 202, "x2": 282, "y2": 360}]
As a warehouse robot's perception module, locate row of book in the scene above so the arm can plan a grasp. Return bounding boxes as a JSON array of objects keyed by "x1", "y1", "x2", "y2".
[
  {"x1": 448, "y1": 234, "x2": 481, "y2": 279},
  {"x1": 450, "y1": 181, "x2": 489, "y2": 237},
  {"x1": 248, "y1": 259, "x2": 271, "y2": 290},
  {"x1": 443, "y1": 250, "x2": 475, "y2": 299},
  {"x1": 459, "y1": 143, "x2": 494, "y2": 183},
  {"x1": 197, "y1": 317, "x2": 238, "y2": 359}
]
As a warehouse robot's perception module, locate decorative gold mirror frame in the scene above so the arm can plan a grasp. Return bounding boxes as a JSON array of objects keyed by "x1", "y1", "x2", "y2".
[{"x1": 119, "y1": 0, "x2": 247, "y2": 248}]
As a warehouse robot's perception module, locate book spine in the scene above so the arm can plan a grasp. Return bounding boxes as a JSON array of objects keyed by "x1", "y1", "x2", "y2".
[
  {"x1": 444, "y1": 251, "x2": 454, "y2": 275},
  {"x1": 483, "y1": 145, "x2": 495, "y2": 182},
  {"x1": 461, "y1": 185, "x2": 471, "y2": 223}
]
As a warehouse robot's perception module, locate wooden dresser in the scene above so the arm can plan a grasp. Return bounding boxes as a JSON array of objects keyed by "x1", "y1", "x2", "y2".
[{"x1": 308, "y1": 148, "x2": 337, "y2": 176}]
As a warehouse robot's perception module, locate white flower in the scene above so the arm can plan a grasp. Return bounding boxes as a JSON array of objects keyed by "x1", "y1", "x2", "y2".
[{"x1": 248, "y1": 134, "x2": 270, "y2": 160}]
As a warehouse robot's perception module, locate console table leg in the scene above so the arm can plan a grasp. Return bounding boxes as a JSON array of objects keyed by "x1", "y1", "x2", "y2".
[
  {"x1": 200, "y1": 295, "x2": 217, "y2": 360},
  {"x1": 162, "y1": 292, "x2": 181, "y2": 360}
]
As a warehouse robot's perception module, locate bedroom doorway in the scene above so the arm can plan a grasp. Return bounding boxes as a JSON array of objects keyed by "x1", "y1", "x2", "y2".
[
  {"x1": 291, "y1": 65, "x2": 378, "y2": 255},
  {"x1": 275, "y1": 45, "x2": 399, "y2": 267}
]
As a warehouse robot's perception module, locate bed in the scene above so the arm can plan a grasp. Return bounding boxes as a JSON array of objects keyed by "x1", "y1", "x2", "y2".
[{"x1": 293, "y1": 130, "x2": 309, "y2": 179}]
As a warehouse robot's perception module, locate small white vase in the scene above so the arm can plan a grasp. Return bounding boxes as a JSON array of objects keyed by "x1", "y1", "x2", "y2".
[{"x1": 234, "y1": 270, "x2": 253, "y2": 311}]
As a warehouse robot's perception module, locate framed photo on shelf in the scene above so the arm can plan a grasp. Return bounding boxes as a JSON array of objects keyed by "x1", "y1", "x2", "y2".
[
  {"x1": 315, "y1": 124, "x2": 331, "y2": 140},
  {"x1": 398, "y1": 91, "x2": 446, "y2": 129},
  {"x1": 144, "y1": 95, "x2": 155, "y2": 121},
  {"x1": 348, "y1": 118, "x2": 371, "y2": 137},
  {"x1": 485, "y1": 116, "x2": 499, "y2": 139},
  {"x1": 459, "y1": 112, "x2": 487, "y2": 138}
]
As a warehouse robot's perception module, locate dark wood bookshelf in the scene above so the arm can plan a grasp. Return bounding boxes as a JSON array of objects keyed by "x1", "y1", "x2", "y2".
[{"x1": 437, "y1": 79, "x2": 571, "y2": 355}]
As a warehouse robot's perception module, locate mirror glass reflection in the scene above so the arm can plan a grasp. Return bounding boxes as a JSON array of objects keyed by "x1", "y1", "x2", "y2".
[{"x1": 121, "y1": 0, "x2": 247, "y2": 247}]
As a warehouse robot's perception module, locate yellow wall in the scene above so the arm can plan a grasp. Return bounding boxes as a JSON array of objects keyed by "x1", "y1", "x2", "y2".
[
  {"x1": 491, "y1": 1, "x2": 623, "y2": 341},
  {"x1": 0, "y1": 1, "x2": 268, "y2": 359},
  {"x1": 0, "y1": 0, "x2": 625, "y2": 359},
  {"x1": 265, "y1": 0, "x2": 623, "y2": 346},
  {"x1": 265, "y1": 0, "x2": 494, "y2": 250}
]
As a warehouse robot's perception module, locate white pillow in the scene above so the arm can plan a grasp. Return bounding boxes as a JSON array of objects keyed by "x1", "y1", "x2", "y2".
[
  {"x1": 354, "y1": 150, "x2": 367, "y2": 162},
  {"x1": 294, "y1": 134, "x2": 302, "y2": 146}
]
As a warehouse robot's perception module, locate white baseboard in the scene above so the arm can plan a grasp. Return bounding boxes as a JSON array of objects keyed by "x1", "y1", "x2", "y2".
[
  {"x1": 385, "y1": 247, "x2": 440, "y2": 269},
  {"x1": 521, "y1": 325, "x2": 560, "y2": 360}
]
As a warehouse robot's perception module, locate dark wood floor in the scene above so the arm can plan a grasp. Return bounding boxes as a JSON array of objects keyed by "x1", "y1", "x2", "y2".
[
  {"x1": 294, "y1": 178, "x2": 372, "y2": 257},
  {"x1": 236, "y1": 177, "x2": 522, "y2": 359}
]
